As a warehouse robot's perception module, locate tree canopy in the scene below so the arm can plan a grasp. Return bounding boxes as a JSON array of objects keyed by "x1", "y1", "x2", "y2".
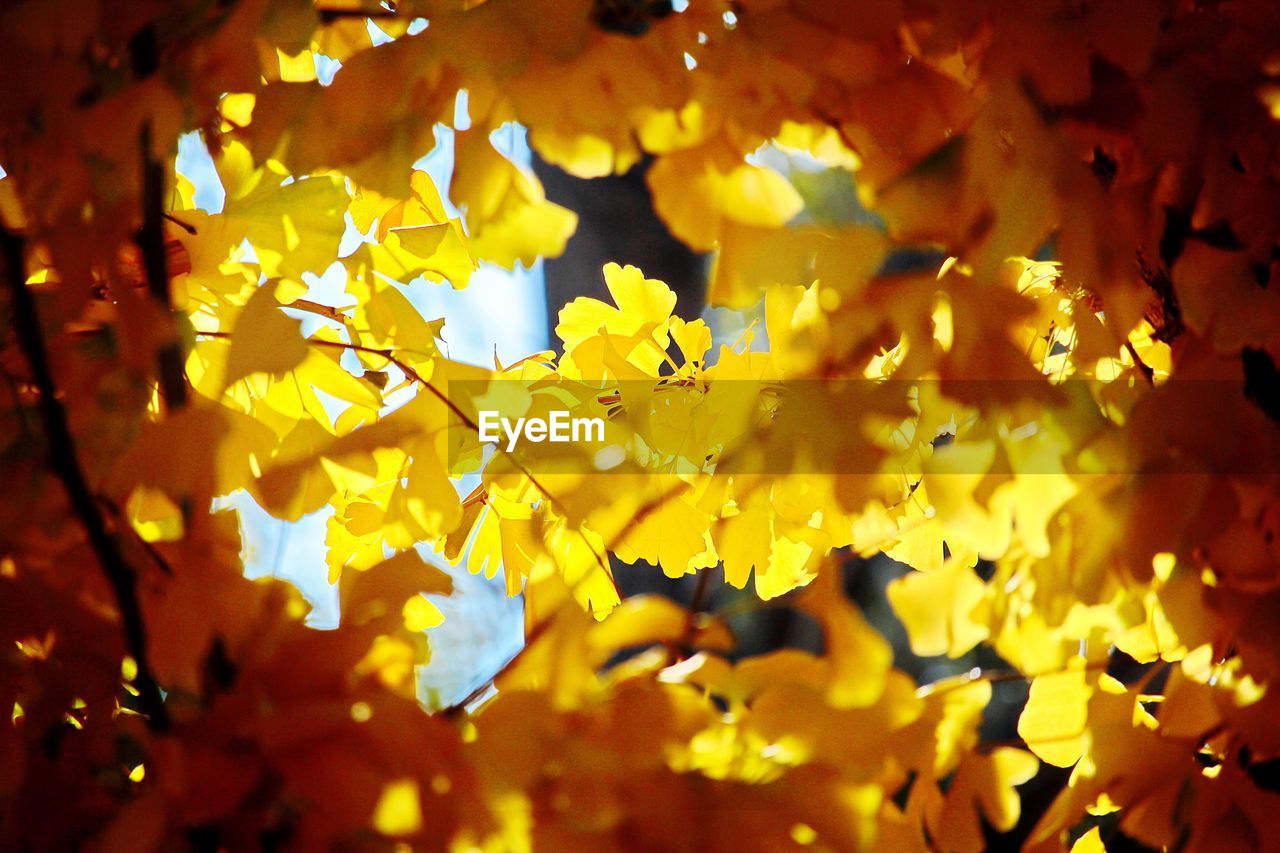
[{"x1": 2, "y1": 0, "x2": 1280, "y2": 849}]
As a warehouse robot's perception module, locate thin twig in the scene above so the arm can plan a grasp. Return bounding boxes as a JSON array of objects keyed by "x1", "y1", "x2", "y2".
[
  {"x1": 161, "y1": 212, "x2": 197, "y2": 235},
  {"x1": 2, "y1": 228, "x2": 170, "y2": 731},
  {"x1": 687, "y1": 567, "x2": 713, "y2": 616},
  {"x1": 916, "y1": 657, "x2": 1112, "y2": 697}
]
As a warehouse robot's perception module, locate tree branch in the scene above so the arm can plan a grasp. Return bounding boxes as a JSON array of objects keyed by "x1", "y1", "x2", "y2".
[
  {"x1": 315, "y1": 4, "x2": 404, "y2": 23},
  {"x1": 138, "y1": 122, "x2": 189, "y2": 411},
  {"x1": 2, "y1": 228, "x2": 170, "y2": 731}
]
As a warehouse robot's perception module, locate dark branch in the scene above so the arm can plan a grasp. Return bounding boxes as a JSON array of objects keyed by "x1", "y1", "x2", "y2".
[
  {"x1": 315, "y1": 4, "x2": 403, "y2": 22},
  {"x1": 138, "y1": 122, "x2": 189, "y2": 410},
  {"x1": 1, "y1": 227, "x2": 171, "y2": 731}
]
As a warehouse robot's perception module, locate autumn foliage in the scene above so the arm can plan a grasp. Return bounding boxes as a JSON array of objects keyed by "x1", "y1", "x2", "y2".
[{"x1": 3, "y1": 0, "x2": 1280, "y2": 849}]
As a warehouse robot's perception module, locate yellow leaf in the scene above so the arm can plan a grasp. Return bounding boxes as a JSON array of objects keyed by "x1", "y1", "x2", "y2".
[
  {"x1": 391, "y1": 223, "x2": 448, "y2": 259},
  {"x1": 556, "y1": 262, "x2": 676, "y2": 376},
  {"x1": 341, "y1": 549, "x2": 452, "y2": 628},
  {"x1": 221, "y1": 283, "x2": 308, "y2": 391},
  {"x1": 720, "y1": 164, "x2": 805, "y2": 229},
  {"x1": 451, "y1": 131, "x2": 577, "y2": 268},
  {"x1": 587, "y1": 594, "x2": 732, "y2": 660},
  {"x1": 648, "y1": 146, "x2": 803, "y2": 251},
  {"x1": 802, "y1": 563, "x2": 892, "y2": 708},
  {"x1": 371, "y1": 779, "x2": 422, "y2": 836},
  {"x1": 1017, "y1": 665, "x2": 1092, "y2": 767},
  {"x1": 934, "y1": 747, "x2": 1039, "y2": 852},
  {"x1": 610, "y1": 493, "x2": 717, "y2": 580},
  {"x1": 887, "y1": 560, "x2": 989, "y2": 658},
  {"x1": 1071, "y1": 827, "x2": 1108, "y2": 853},
  {"x1": 208, "y1": 162, "x2": 350, "y2": 278},
  {"x1": 276, "y1": 48, "x2": 317, "y2": 82},
  {"x1": 402, "y1": 595, "x2": 444, "y2": 633}
]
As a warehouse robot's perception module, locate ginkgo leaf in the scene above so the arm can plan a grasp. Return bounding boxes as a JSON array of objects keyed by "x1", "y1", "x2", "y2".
[
  {"x1": 392, "y1": 223, "x2": 449, "y2": 259},
  {"x1": 587, "y1": 594, "x2": 732, "y2": 661},
  {"x1": 933, "y1": 748, "x2": 1039, "y2": 852},
  {"x1": 1070, "y1": 827, "x2": 1107, "y2": 853},
  {"x1": 887, "y1": 560, "x2": 989, "y2": 658},
  {"x1": 451, "y1": 130, "x2": 578, "y2": 268},
  {"x1": 802, "y1": 562, "x2": 893, "y2": 709},
  {"x1": 197, "y1": 151, "x2": 351, "y2": 279},
  {"x1": 1018, "y1": 665, "x2": 1092, "y2": 768},
  {"x1": 341, "y1": 549, "x2": 453, "y2": 630},
  {"x1": 556, "y1": 262, "x2": 676, "y2": 376},
  {"x1": 648, "y1": 147, "x2": 804, "y2": 251},
  {"x1": 221, "y1": 282, "x2": 309, "y2": 390}
]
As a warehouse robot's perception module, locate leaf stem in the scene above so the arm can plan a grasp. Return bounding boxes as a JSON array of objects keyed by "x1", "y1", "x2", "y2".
[{"x1": 161, "y1": 212, "x2": 197, "y2": 235}]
